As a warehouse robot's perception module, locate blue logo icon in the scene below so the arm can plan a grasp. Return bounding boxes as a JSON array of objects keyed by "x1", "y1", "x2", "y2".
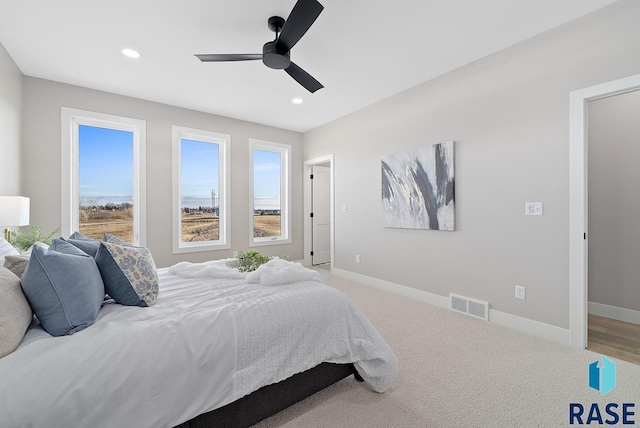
[{"x1": 589, "y1": 356, "x2": 616, "y2": 395}]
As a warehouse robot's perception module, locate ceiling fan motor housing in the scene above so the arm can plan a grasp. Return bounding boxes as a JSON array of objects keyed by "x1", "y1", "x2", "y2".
[{"x1": 263, "y1": 41, "x2": 291, "y2": 69}]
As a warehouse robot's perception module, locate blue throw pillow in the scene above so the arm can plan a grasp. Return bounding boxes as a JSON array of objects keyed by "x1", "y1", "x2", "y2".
[
  {"x1": 20, "y1": 241, "x2": 105, "y2": 337},
  {"x1": 95, "y1": 242, "x2": 158, "y2": 307},
  {"x1": 49, "y1": 238, "x2": 85, "y2": 255},
  {"x1": 61, "y1": 231, "x2": 100, "y2": 257}
]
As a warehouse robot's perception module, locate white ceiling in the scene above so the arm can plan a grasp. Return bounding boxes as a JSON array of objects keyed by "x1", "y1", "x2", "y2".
[{"x1": 0, "y1": 0, "x2": 617, "y2": 132}]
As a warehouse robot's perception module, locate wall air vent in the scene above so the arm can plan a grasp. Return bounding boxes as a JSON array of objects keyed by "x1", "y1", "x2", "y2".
[{"x1": 449, "y1": 294, "x2": 489, "y2": 321}]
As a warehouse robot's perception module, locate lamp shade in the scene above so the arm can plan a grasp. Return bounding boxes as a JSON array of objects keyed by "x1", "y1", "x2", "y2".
[{"x1": 0, "y1": 196, "x2": 30, "y2": 227}]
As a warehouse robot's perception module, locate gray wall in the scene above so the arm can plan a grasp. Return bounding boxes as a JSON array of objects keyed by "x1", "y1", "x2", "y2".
[
  {"x1": 0, "y1": 42, "x2": 22, "y2": 196},
  {"x1": 303, "y1": 0, "x2": 640, "y2": 329},
  {"x1": 588, "y1": 90, "x2": 640, "y2": 312},
  {"x1": 22, "y1": 77, "x2": 303, "y2": 268}
]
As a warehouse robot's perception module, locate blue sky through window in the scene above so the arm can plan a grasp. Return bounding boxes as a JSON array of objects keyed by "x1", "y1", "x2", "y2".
[
  {"x1": 79, "y1": 125, "x2": 133, "y2": 205},
  {"x1": 254, "y1": 150, "x2": 281, "y2": 199},
  {"x1": 181, "y1": 139, "x2": 219, "y2": 208},
  {"x1": 78, "y1": 127, "x2": 281, "y2": 209}
]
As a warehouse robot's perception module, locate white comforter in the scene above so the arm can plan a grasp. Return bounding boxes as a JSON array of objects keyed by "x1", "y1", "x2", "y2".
[
  {"x1": 168, "y1": 257, "x2": 324, "y2": 286},
  {"x1": 0, "y1": 267, "x2": 398, "y2": 428}
]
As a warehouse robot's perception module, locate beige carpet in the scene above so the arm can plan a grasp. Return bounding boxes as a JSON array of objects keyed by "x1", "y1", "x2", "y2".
[{"x1": 255, "y1": 269, "x2": 640, "y2": 427}]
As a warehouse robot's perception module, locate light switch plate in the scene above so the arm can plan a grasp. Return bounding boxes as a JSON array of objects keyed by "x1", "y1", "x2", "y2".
[{"x1": 525, "y1": 202, "x2": 543, "y2": 216}]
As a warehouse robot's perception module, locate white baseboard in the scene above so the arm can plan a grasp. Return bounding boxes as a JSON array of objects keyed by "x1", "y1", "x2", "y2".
[
  {"x1": 332, "y1": 268, "x2": 450, "y2": 308},
  {"x1": 589, "y1": 302, "x2": 640, "y2": 325},
  {"x1": 489, "y1": 309, "x2": 571, "y2": 344},
  {"x1": 332, "y1": 268, "x2": 571, "y2": 346}
]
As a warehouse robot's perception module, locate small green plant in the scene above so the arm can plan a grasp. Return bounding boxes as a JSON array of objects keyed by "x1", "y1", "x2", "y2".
[
  {"x1": 10, "y1": 225, "x2": 59, "y2": 251},
  {"x1": 237, "y1": 249, "x2": 270, "y2": 273}
]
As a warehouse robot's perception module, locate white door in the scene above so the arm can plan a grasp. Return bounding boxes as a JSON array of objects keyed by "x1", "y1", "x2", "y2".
[{"x1": 312, "y1": 165, "x2": 331, "y2": 265}]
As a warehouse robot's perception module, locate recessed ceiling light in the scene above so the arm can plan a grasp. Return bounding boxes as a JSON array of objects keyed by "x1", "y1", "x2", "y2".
[
  {"x1": 121, "y1": 48, "x2": 140, "y2": 59},
  {"x1": 292, "y1": 98, "x2": 303, "y2": 104}
]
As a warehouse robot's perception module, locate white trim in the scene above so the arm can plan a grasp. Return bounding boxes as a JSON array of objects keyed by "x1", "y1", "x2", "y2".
[
  {"x1": 303, "y1": 155, "x2": 335, "y2": 269},
  {"x1": 61, "y1": 110, "x2": 75, "y2": 237},
  {"x1": 333, "y1": 268, "x2": 571, "y2": 345},
  {"x1": 171, "y1": 126, "x2": 231, "y2": 253},
  {"x1": 589, "y1": 302, "x2": 640, "y2": 326},
  {"x1": 333, "y1": 267, "x2": 449, "y2": 307},
  {"x1": 489, "y1": 308, "x2": 570, "y2": 345},
  {"x1": 569, "y1": 73, "x2": 640, "y2": 349},
  {"x1": 248, "y1": 139, "x2": 292, "y2": 247},
  {"x1": 61, "y1": 107, "x2": 146, "y2": 245}
]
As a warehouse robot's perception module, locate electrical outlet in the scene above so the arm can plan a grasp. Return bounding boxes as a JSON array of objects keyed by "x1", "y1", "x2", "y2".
[
  {"x1": 233, "y1": 251, "x2": 238, "y2": 258},
  {"x1": 343, "y1": 205, "x2": 347, "y2": 213},
  {"x1": 515, "y1": 285, "x2": 526, "y2": 300},
  {"x1": 525, "y1": 202, "x2": 543, "y2": 216},
  {"x1": 355, "y1": 255, "x2": 360, "y2": 264}
]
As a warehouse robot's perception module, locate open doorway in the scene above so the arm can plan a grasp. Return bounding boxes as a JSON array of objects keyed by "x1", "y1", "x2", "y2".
[
  {"x1": 586, "y1": 89, "x2": 640, "y2": 364},
  {"x1": 570, "y1": 73, "x2": 640, "y2": 350},
  {"x1": 303, "y1": 155, "x2": 334, "y2": 269}
]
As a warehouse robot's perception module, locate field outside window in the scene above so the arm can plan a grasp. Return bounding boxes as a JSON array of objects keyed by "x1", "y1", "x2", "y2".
[
  {"x1": 250, "y1": 139, "x2": 291, "y2": 246},
  {"x1": 78, "y1": 125, "x2": 135, "y2": 242},
  {"x1": 61, "y1": 108, "x2": 146, "y2": 245},
  {"x1": 172, "y1": 127, "x2": 230, "y2": 253}
]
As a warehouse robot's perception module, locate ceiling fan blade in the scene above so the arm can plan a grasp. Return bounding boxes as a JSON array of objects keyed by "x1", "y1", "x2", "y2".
[
  {"x1": 285, "y1": 62, "x2": 323, "y2": 93},
  {"x1": 276, "y1": 0, "x2": 324, "y2": 52},
  {"x1": 195, "y1": 54, "x2": 263, "y2": 62}
]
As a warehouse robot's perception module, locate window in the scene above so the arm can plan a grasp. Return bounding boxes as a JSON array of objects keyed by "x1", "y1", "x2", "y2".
[
  {"x1": 249, "y1": 139, "x2": 291, "y2": 246},
  {"x1": 61, "y1": 108, "x2": 146, "y2": 245},
  {"x1": 172, "y1": 126, "x2": 230, "y2": 253}
]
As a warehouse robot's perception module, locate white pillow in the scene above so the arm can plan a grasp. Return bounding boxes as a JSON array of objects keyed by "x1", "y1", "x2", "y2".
[
  {"x1": 0, "y1": 267, "x2": 33, "y2": 358},
  {"x1": 0, "y1": 238, "x2": 19, "y2": 266}
]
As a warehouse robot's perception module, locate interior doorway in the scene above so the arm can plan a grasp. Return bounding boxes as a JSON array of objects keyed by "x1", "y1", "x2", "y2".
[
  {"x1": 569, "y1": 73, "x2": 640, "y2": 349},
  {"x1": 303, "y1": 155, "x2": 334, "y2": 269},
  {"x1": 586, "y1": 89, "x2": 640, "y2": 364},
  {"x1": 311, "y1": 164, "x2": 331, "y2": 265}
]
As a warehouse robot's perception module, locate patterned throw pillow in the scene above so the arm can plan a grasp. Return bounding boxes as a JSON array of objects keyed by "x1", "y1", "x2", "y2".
[
  {"x1": 94, "y1": 242, "x2": 158, "y2": 307},
  {"x1": 0, "y1": 267, "x2": 33, "y2": 358},
  {"x1": 102, "y1": 233, "x2": 133, "y2": 246}
]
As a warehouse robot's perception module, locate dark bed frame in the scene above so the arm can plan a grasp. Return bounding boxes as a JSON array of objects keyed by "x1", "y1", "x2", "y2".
[{"x1": 175, "y1": 362, "x2": 363, "y2": 428}]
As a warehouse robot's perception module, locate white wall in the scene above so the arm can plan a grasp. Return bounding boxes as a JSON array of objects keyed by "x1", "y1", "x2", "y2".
[
  {"x1": 303, "y1": 0, "x2": 640, "y2": 329},
  {"x1": 22, "y1": 77, "x2": 303, "y2": 268},
  {"x1": 0, "y1": 42, "x2": 22, "y2": 196},
  {"x1": 588, "y1": 90, "x2": 640, "y2": 312}
]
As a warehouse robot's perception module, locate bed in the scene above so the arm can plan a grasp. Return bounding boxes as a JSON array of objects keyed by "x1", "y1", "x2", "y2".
[{"x1": 0, "y1": 264, "x2": 398, "y2": 427}]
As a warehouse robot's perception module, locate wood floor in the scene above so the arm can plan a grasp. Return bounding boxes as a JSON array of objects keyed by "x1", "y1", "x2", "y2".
[{"x1": 588, "y1": 314, "x2": 640, "y2": 365}]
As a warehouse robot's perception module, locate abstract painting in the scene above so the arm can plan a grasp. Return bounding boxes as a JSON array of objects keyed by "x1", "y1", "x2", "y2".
[{"x1": 381, "y1": 141, "x2": 455, "y2": 231}]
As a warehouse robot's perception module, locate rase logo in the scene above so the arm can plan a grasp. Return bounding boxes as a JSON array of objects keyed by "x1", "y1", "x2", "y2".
[
  {"x1": 589, "y1": 356, "x2": 616, "y2": 396},
  {"x1": 569, "y1": 356, "x2": 636, "y2": 425}
]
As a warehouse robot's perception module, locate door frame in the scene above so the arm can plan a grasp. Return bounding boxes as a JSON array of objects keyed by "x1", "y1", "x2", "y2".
[
  {"x1": 303, "y1": 154, "x2": 335, "y2": 268},
  {"x1": 569, "y1": 73, "x2": 640, "y2": 348}
]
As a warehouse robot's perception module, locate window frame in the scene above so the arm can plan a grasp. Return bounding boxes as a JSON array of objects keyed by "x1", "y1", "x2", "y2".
[
  {"x1": 249, "y1": 138, "x2": 292, "y2": 247},
  {"x1": 172, "y1": 126, "x2": 231, "y2": 253},
  {"x1": 61, "y1": 107, "x2": 147, "y2": 246}
]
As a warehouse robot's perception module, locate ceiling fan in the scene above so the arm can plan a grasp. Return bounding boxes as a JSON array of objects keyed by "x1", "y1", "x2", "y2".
[{"x1": 195, "y1": 0, "x2": 324, "y2": 93}]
